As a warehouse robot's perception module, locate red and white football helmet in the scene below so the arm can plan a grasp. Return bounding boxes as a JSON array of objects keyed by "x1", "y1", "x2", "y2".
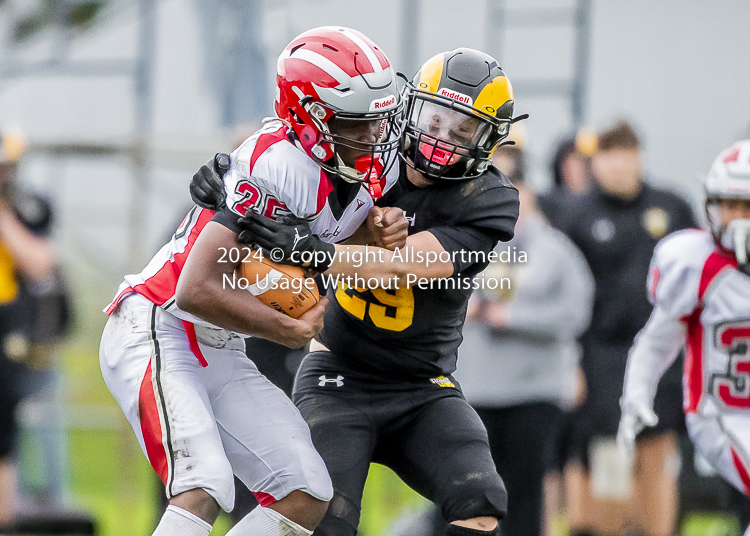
[
  {"x1": 275, "y1": 27, "x2": 403, "y2": 190},
  {"x1": 706, "y1": 140, "x2": 750, "y2": 262}
]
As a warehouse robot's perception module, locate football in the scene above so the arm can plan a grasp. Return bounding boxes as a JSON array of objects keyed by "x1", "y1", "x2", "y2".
[{"x1": 237, "y1": 255, "x2": 319, "y2": 319}]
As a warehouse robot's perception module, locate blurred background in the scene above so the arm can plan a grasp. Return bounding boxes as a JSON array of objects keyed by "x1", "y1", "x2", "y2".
[{"x1": 1, "y1": 0, "x2": 750, "y2": 535}]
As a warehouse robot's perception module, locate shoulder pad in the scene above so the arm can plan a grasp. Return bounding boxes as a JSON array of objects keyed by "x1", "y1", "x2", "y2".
[
  {"x1": 648, "y1": 229, "x2": 713, "y2": 318},
  {"x1": 485, "y1": 165, "x2": 515, "y2": 188},
  {"x1": 455, "y1": 173, "x2": 519, "y2": 242},
  {"x1": 223, "y1": 124, "x2": 320, "y2": 219}
]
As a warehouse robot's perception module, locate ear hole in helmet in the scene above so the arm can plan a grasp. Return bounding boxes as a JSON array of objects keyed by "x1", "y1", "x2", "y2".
[{"x1": 299, "y1": 125, "x2": 317, "y2": 146}]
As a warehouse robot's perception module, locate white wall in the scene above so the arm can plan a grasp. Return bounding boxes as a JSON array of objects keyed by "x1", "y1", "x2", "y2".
[{"x1": 586, "y1": 0, "x2": 750, "y2": 200}]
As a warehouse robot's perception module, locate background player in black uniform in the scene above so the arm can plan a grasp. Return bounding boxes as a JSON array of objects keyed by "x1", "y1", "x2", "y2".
[
  {"x1": 225, "y1": 49, "x2": 525, "y2": 536},
  {"x1": 556, "y1": 122, "x2": 696, "y2": 536}
]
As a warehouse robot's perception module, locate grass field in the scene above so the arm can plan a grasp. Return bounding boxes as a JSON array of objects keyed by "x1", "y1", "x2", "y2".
[
  {"x1": 64, "y1": 428, "x2": 427, "y2": 536},
  {"x1": 17, "y1": 342, "x2": 429, "y2": 536},
  {"x1": 16, "y1": 341, "x2": 745, "y2": 536}
]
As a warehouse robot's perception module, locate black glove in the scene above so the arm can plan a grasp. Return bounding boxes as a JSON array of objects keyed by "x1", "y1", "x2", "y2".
[
  {"x1": 190, "y1": 153, "x2": 230, "y2": 210},
  {"x1": 237, "y1": 212, "x2": 335, "y2": 272}
]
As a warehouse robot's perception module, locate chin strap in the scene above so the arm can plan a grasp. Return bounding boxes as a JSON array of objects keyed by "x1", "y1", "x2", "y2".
[
  {"x1": 335, "y1": 155, "x2": 386, "y2": 199},
  {"x1": 357, "y1": 155, "x2": 386, "y2": 199}
]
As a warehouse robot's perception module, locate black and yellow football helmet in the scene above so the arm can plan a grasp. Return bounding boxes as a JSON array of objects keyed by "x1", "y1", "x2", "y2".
[{"x1": 402, "y1": 48, "x2": 527, "y2": 180}]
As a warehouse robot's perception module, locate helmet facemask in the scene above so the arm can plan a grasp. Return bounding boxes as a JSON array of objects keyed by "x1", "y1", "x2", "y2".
[
  {"x1": 706, "y1": 195, "x2": 750, "y2": 273},
  {"x1": 720, "y1": 219, "x2": 750, "y2": 266},
  {"x1": 706, "y1": 197, "x2": 725, "y2": 242},
  {"x1": 400, "y1": 83, "x2": 522, "y2": 181},
  {"x1": 308, "y1": 101, "x2": 405, "y2": 192},
  {"x1": 704, "y1": 141, "x2": 750, "y2": 271}
]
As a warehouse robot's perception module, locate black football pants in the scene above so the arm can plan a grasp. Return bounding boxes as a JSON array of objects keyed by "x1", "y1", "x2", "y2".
[{"x1": 293, "y1": 351, "x2": 507, "y2": 536}]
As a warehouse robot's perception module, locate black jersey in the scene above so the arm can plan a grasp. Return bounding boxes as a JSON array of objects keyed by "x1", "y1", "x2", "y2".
[
  {"x1": 318, "y1": 163, "x2": 519, "y2": 379},
  {"x1": 556, "y1": 183, "x2": 696, "y2": 436},
  {"x1": 557, "y1": 183, "x2": 697, "y2": 345}
]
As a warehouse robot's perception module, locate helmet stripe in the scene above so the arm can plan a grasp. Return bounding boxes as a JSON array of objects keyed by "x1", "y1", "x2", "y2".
[
  {"x1": 279, "y1": 48, "x2": 349, "y2": 86},
  {"x1": 417, "y1": 53, "x2": 444, "y2": 93},
  {"x1": 336, "y1": 27, "x2": 384, "y2": 72},
  {"x1": 473, "y1": 76, "x2": 514, "y2": 117}
]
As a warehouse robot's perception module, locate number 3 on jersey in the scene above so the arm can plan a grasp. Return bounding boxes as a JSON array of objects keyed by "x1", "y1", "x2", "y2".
[
  {"x1": 336, "y1": 283, "x2": 414, "y2": 331},
  {"x1": 712, "y1": 323, "x2": 750, "y2": 409}
]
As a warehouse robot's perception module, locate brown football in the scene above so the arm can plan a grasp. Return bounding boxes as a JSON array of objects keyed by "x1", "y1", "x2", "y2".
[{"x1": 237, "y1": 255, "x2": 319, "y2": 319}]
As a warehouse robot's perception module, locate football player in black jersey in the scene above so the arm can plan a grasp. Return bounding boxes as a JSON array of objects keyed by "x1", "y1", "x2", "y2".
[{"x1": 192, "y1": 48, "x2": 526, "y2": 536}]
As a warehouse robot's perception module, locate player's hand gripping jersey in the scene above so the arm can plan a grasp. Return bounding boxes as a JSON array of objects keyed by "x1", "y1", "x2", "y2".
[
  {"x1": 316, "y1": 163, "x2": 519, "y2": 378},
  {"x1": 105, "y1": 120, "x2": 400, "y2": 328},
  {"x1": 621, "y1": 229, "x2": 750, "y2": 494}
]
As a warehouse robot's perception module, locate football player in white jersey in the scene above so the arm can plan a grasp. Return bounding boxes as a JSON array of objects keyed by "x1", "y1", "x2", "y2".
[
  {"x1": 618, "y1": 140, "x2": 750, "y2": 535},
  {"x1": 193, "y1": 49, "x2": 527, "y2": 536},
  {"x1": 99, "y1": 27, "x2": 407, "y2": 536}
]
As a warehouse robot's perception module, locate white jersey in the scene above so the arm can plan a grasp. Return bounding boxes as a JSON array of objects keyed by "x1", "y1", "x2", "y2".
[
  {"x1": 622, "y1": 229, "x2": 750, "y2": 497},
  {"x1": 105, "y1": 120, "x2": 400, "y2": 327},
  {"x1": 622, "y1": 228, "x2": 750, "y2": 417}
]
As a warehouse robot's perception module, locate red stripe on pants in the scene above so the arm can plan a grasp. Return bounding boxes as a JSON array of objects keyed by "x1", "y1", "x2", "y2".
[
  {"x1": 138, "y1": 360, "x2": 169, "y2": 485},
  {"x1": 182, "y1": 320, "x2": 209, "y2": 367}
]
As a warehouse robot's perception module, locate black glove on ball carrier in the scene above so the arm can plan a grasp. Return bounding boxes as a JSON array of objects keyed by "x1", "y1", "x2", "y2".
[{"x1": 237, "y1": 212, "x2": 335, "y2": 272}]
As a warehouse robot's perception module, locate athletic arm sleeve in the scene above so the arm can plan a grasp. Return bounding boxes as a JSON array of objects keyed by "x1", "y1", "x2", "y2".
[
  {"x1": 621, "y1": 305, "x2": 687, "y2": 411},
  {"x1": 211, "y1": 208, "x2": 242, "y2": 234}
]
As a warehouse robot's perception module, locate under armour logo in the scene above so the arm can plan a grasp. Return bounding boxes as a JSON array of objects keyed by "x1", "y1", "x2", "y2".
[
  {"x1": 404, "y1": 212, "x2": 416, "y2": 226},
  {"x1": 318, "y1": 375, "x2": 344, "y2": 387},
  {"x1": 293, "y1": 228, "x2": 309, "y2": 250}
]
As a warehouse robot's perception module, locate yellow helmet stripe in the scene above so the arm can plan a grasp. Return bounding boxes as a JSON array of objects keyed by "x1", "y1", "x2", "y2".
[
  {"x1": 416, "y1": 53, "x2": 445, "y2": 94},
  {"x1": 473, "y1": 75, "x2": 514, "y2": 116}
]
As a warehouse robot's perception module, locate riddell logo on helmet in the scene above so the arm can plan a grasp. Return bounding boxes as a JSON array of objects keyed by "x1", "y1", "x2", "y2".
[
  {"x1": 369, "y1": 95, "x2": 397, "y2": 111},
  {"x1": 438, "y1": 88, "x2": 473, "y2": 105}
]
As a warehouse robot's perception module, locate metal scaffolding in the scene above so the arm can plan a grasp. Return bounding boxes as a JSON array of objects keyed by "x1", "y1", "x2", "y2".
[
  {"x1": 485, "y1": 0, "x2": 592, "y2": 129},
  {"x1": 0, "y1": 0, "x2": 156, "y2": 271}
]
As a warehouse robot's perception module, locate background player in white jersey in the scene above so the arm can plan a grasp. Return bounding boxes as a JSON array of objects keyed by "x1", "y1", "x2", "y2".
[
  {"x1": 99, "y1": 27, "x2": 407, "y2": 536},
  {"x1": 618, "y1": 140, "x2": 750, "y2": 535}
]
